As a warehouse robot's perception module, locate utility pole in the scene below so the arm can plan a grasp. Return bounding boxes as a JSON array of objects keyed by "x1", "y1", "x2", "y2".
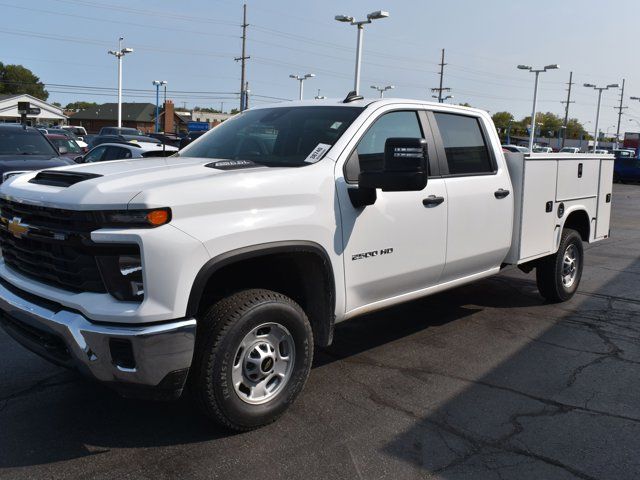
[
  {"x1": 235, "y1": 3, "x2": 250, "y2": 111},
  {"x1": 431, "y1": 49, "x2": 451, "y2": 103},
  {"x1": 615, "y1": 78, "x2": 627, "y2": 149},
  {"x1": 560, "y1": 71, "x2": 574, "y2": 148}
]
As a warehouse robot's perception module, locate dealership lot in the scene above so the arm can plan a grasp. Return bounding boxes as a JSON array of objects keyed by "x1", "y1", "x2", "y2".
[{"x1": 1, "y1": 183, "x2": 639, "y2": 479}]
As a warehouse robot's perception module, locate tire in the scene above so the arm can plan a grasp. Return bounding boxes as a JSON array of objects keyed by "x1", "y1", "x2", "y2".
[
  {"x1": 189, "y1": 289, "x2": 313, "y2": 431},
  {"x1": 536, "y1": 228, "x2": 584, "y2": 303}
]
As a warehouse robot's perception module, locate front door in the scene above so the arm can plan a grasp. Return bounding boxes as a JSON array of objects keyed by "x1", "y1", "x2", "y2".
[{"x1": 336, "y1": 108, "x2": 448, "y2": 314}]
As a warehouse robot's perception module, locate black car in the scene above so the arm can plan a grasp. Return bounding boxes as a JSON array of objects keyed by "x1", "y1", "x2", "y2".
[
  {"x1": 147, "y1": 132, "x2": 182, "y2": 147},
  {"x1": 0, "y1": 124, "x2": 75, "y2": 182},
  {"x1": 98, "y1": 126, "x2": 143, "y2": 136},
  {"x1": 87, "y1": 134, "x2": 164, "y2": 149}
]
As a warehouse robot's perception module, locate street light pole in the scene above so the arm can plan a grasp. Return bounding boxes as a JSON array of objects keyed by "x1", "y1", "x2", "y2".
[
  {"x1": 584, "y1": 83, "x2": 619, "y2": 152},
  {"x1": 108, "y1": 37, "x2": 133, "y2": 128},
  {"x1": 335, "y1": 11, "x2": 389, "y2": 96},
  {"x1": 518, "y1": 64, "x2": 559, "y2": 152},
  {"x1": 152, "y1": 80, "x2": 167, "y2": 133},
  {"x1": 289, "y1": 74, "x2": 315, "y2": 100},
  {"x1": 371, "y1": 84, "x2": 394, "y2": 98}
]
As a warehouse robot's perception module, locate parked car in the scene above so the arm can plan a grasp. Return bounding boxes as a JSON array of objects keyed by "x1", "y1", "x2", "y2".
[
  {"x1": 79, "y1": 142, "x2": 178, "y2": 163},
  {"x1": 559, "y1": 147, "x2": 580, "y2": 153},
  {"x1": 0, "y1": 99, "x2": 614, "y2": 431},
  {"x1": 148, "y1": 132, "x2": 182, "y2": 148},
  {"x1": 0, "y1": 124, "x2": 74, "y2": 181},
  {"x1": 46, "y1": 128, "x2": 88, "y2": 151},
  {"x1": 88, "y1": 134, "x2": 166, "y2": 150},
  {"x1": 61, "y1": 125, "x2": 88, "y2": 140},
  {"x1": 45, "y1": 134, "x2": 84, "y2": 162},
  {"x1": 613, "y1": 149, "x2": 640, "y2": 182},
  {"x1": 502, "y1": 144, "x2": 529, "y2": 153},
  {"x1": 594, "y1": 149, "x2": 609, "y2": 154},
  {"x1": 533, "y1": 146, "x2": 553, "y2": 153},
  {"x1": 98, "y1": 126, "x2": 144, "y2": 136}
]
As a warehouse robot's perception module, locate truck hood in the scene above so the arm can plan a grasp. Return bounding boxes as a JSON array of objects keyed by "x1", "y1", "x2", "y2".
[{"x1": 0, "y1": 157, "x2": 324, "y2": 210}]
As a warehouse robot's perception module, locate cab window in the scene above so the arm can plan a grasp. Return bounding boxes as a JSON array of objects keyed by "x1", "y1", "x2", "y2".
[
  {"x1": 346, "y1": 111, "x2": 423, "y2": 182},
  {"x1": 434, "y1": 112, "x2": 494, "y2": 175}
]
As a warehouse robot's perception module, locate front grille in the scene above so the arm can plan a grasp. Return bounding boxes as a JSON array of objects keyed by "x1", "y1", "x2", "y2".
[{"x1": 0, "y1": 198, "x2": 107, "y2": 293}]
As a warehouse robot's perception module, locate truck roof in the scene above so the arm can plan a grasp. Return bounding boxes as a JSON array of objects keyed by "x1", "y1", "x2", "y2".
[{"x1": 249, "y1": 98, "x2": 488, "y2": 116}]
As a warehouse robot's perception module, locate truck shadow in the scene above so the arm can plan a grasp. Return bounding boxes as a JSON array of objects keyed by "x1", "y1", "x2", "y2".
[{"x1": 0, "y1": 274, "x2": 545, "y2": 469}]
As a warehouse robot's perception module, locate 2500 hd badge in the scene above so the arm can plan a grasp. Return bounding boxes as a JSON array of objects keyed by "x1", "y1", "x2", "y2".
[{"x1": 352, "y1": 248, "x2": 394, "y2": 261}]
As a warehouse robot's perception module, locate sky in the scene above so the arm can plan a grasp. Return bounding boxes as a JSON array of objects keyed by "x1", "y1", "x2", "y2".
[{"x1": 1, "y1": 0, "x2": 639, "y2": 136}]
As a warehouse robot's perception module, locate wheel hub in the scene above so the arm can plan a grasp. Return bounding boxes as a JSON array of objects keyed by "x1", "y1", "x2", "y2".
[
  {"x1": 232, "y1": 323, "x2": 295, "y2": 405},
  {"x1": 561, "y1": 244, "x2": 579, "y2": 288}
]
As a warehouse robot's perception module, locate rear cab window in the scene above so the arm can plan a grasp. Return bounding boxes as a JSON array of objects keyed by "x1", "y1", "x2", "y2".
[{"x1": 433, "y1": 112, "x2": 495, "y2": 176}]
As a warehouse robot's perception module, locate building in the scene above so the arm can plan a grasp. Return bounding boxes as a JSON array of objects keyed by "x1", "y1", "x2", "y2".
[
  {"x1": 69, "y1": 102, "x2": 157, "y2": 134},
  {"x1": 191, "y1": 111, "x2": 233, "y2": 127},
  {"x1": 0, "y1": 93, "x2": 67, "y2": 125}
]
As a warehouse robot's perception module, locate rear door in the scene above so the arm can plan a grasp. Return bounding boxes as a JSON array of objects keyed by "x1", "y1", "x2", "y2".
[{"x1": 431, "y1": 111, "x2": 513, "y2": 282}]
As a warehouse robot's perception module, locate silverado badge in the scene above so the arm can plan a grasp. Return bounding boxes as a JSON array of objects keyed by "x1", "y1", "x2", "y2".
[{"x1": 7, "y1": 217, "x2": 29, "y2": 239}]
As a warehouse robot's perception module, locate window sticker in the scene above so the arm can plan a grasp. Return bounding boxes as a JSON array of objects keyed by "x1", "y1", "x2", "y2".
[{"x1": 305, "y1": 143, "x2": 332, "y2": 163}]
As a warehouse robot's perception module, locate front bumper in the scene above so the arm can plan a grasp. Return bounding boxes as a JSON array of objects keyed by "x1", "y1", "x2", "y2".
[{"x1": 0, "y1": 279, "x2": 196, "y2": 400}]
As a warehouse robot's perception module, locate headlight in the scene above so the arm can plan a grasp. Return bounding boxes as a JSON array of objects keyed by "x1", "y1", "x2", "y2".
[
  {"x1": 95, "y1": 208, "x2": 171, "y2": 228},
  {"x1": 96, "y1": 251, "x2": 144, "y2": 301}
]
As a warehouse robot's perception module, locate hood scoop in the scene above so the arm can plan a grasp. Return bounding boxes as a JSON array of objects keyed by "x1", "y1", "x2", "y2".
[
  {"x1": 205, "y1": 160, "x2": 261, "y2": 171},
  {"x1": 28, "y1": 170, "x2": 102, "y2": 188}
]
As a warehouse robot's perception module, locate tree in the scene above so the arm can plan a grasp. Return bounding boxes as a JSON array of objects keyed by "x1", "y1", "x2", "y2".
[
  {"x1": 52, "y1": 102, "x2": 61, "y2": 107},
  {"x1": 0, "y1": 63, "x2": 48, "y2": 101},
  {"x1": 65, "y1": 101, "x2": 98, "y2": 111},
  {"x1": 491, "y1": 111, "x2": 514, "y2": 133}
]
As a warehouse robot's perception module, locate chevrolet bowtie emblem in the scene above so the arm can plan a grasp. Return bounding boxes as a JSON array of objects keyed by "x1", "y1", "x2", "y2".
[{"x1": 7, "y1": 217, "x2": 29, "y2": 239}]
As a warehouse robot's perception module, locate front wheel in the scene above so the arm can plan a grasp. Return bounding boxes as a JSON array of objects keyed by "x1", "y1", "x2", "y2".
[
  {"x1": 189, "y1": 289, "x2": 313, "y2": 431},
  {"x1": 536, "y1": 228, "x2": 584, "y2": 303}
]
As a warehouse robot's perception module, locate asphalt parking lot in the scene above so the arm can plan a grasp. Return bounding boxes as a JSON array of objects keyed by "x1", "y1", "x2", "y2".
[{"x1": 1, "y1": 183, "x2": 639, "y2": 480}]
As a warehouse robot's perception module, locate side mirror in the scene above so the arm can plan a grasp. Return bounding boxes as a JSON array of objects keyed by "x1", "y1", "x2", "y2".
[
  {"x1": 358, "y1": 138, "x2": 429, "y2": 192},
  {"x1": 58, "y1": 146, "x2": 68, "y2": 154},
  {"x1": 74, "y1": 155, "x2": 84, "y2": 163}
]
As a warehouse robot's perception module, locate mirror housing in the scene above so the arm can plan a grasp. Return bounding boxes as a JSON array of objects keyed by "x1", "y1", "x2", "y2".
[
  {"x1": 73, "y1": 155, "x2": 84, "y2": 163},
  {"x1": 358, "y1": 138, "x2": 428, "y2": 192}
]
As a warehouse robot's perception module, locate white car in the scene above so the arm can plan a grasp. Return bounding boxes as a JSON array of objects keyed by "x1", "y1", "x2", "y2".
[
  {"x1": 80, "y1": 142, "x2": 178, "y2": 163},
  {"x1": 533, "y1": 146, "x2": 553, "y2": 153},
  {"x1": 0, "y1": 98, "x2": 614, "y2": 431},
  {"x1": 559, "y1": 147, "x2": 580, "y2": 153}
]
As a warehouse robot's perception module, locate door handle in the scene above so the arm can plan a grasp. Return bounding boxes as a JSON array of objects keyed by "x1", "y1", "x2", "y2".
[
  {"x1": 423, "y1": 195, "x2": 445, "y2": 207},
  {"x1": 494, "y1": 188, "x2": 510, "y2": 199}
]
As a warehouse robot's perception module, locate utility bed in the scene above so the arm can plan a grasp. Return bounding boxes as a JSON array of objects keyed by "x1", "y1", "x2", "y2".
[{"x1": 504, "y1": 152, "x2": 614, "y2": 265}]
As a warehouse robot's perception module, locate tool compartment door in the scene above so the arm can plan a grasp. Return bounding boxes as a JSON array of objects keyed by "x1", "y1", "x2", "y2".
[
  {"x1": 556, "y1": 159, "x2": 600, "y2": 201},
  {"x1": 595, "y1": 159, "x2": 614, "y2": 239},
  {"x1": 520, "y1": 159, "x2": 558, "y2": 260}
]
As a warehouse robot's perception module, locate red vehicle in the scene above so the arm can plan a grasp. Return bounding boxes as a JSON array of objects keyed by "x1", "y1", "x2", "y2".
[{"x1": 45, "y1": 134, "x2": 85, "y2": 162}]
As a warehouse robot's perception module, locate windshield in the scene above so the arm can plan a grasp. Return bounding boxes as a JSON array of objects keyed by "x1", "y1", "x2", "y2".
[
  {"x1": 0, "y1": 129, "x2": 58, "y2": 156},
  {"x1": 180, "y1": 106, "x2": 364, "y2": 166},
  {"x1": 50, "y1": 137, "x2": 82, "y2": 154}
]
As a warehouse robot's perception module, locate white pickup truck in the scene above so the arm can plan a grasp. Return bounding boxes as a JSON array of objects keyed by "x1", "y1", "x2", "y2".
[{"x1": 0, "y1": 97, "x2": 613, "y2": 431}]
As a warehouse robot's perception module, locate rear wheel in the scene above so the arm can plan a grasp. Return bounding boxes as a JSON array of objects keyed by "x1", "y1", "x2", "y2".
[
  {"x1": 536, "y1": 228, "x2": 584, "y2": 303},
  {"x1": 189, "y1": 289, "x2": 313, "y2": 431}
]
